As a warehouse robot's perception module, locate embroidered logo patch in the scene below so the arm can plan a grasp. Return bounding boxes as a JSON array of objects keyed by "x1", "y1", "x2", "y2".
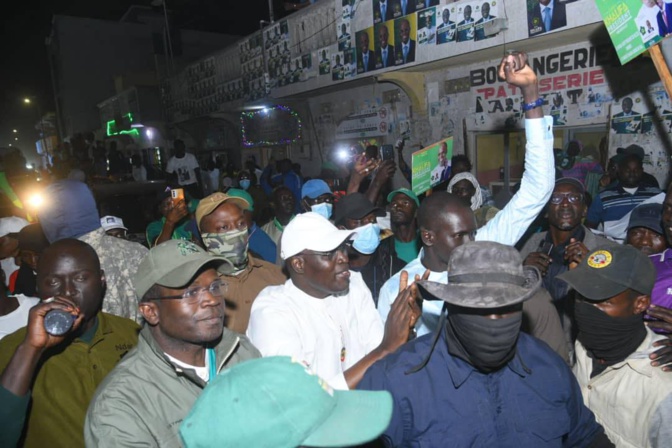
[
  {"x1": 177, "y1": 241, "x2": 200, "y2": 256},
  {"x1": 587, "y1": 250, "x2": 612, "y2": 269}
]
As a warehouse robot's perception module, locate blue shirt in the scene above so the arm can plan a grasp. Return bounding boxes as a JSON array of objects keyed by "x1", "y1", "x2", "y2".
[
  {"x1": 261, "y1": 168, "x2": 303, "y2": 213},
  {"x1": 248, "y1": 223, "x2": 277, "y2": 263},
  {"x1": 587, "y1": 183, "x2": 661, "y2": 227},
  {"x1": 358, "y1": 332, "x2": 605, "y2": 447}
]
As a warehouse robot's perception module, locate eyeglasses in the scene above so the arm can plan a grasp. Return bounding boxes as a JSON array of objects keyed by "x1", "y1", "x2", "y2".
[
  {"x1": 150, "y1": 279, "x2": 227, "y2": 305},
  {"x1": 302, "y1": 242, "x2": 350, "y2": 260},
  {"x1": 549, "y1": 192, "x2": 583, "y2": 205}
]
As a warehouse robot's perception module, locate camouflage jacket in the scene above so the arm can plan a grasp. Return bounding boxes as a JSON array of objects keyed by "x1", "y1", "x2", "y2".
[{"x1": 80, "y1": 228, "x2": 148, "y2": 322}]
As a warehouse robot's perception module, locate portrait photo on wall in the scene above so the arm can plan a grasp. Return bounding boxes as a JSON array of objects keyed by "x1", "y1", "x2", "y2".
[
  {"x1": 372, "y1": 0, "x2": 395, "y2": 25},
  {"x1": 473, "y1": 1, "x2": 498, "y2": 41},
  {"x1": 456, "y1": 2, "x2": 476, "y2": 42},
  {"x1": 527, "y1": 0, "x2": 568, "y2": 37},
  {"x1": 332, "y1": 51, "x2": 345, "y2": 81},
  {"x1": 338, "y1": 20, "x2": 352, "y2": 51},
  {"x1": 374, "y1": 21, "x2": 396, "y2": 69},
  {"x1": 344, "y1": 48, "x2": 357, "y2": 79},
  {"x1": 611, "y1": 96, "x2": 643, "y2": 134},
  {"x1": 356, "y1": 28, "x2": 376, "y2": 73},
  {"x1": 392, "y1": 0, "x2": 416, "y2": 18},
  {"x1": 414, "y1": 0, "x2": 439, "y2": 12},
  {"x1": 418, "y1": 7, "x2": 437, "y2": 45},
  {"x1": 394, "y1": 14, "x2": 417, "y2": 65},
  {"x1": 436, "y1": 6, "x2": 457, "y2": 44},
  {"x1": 318, "y1": 46, "x2": 331, "y2": 75}
]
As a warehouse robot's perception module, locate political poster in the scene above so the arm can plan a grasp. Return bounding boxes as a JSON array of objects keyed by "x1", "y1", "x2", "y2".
[
  {"x1": 411, "y1": 137, "x2": 453, "y2": 195},
  {"x1": 595, "y1": 0, "x2": 671, "y2": 64}
]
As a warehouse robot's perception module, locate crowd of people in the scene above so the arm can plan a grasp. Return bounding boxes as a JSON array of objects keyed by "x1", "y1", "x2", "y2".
[{"x1": 1, "y1": 52, "x2": 672, "y2": 447}]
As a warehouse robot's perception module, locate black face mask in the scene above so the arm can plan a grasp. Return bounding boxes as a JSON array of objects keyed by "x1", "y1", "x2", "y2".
[
  {"x1": 574, "y1": 299, "x2": 647, "y2": 368},
  {"x1": 446, "y1": 311, "x2": 522, "y2": 373}
]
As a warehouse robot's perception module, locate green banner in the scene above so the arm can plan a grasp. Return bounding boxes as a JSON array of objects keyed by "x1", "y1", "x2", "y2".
[
  {"x1": 595, "y1": 0, "x2": 665, "y2": 65},
  {"x1": 411, "y1": 137, "x2": 453, "y2": 195}
]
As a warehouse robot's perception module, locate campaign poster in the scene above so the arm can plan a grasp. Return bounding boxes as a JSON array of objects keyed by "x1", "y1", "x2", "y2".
[
  {"x1": 338, "y1": 19, "x2": 352, "y2": 51},
  {"x1": 455, "y1": 2, "x2": 476, "y2": 42},
  {"x1": 595, "y1": 0, "x2": 670, "y2": 64},
  {"x1": 318, "y1": 47, "x2": 331, "y2": 75},
  {"x1": 418, "y1": 7, "x2": 437, "y2": 45},
  {"x1": 436, "y1": 6, "x2": 457, "y2": 44},
  {"x1": 527, "y1": 0, "x2": 569, "y2": 38},
  {"x1": 473, "y1": 0, "x2": 499, "y2": 41},
  {"x1": 373, "y1": 0, "x2": 395, "y2": 25},
  {"x1": 411, "y1": 137, "x2": 453, "y2": 195},
  {"x1": 394, "y1": 13, "x2": 417, "y2": 65},
  {"x1": 611, "y1": 95, "x2": 644, "y2": 134},
  {"x1": 374, "y1": 20, "x2": 396, "y2": 69},
  {"x1": 332, "y1": 51, "x2": 345, "y2": 81},
  {"x1": 414, "y1": 0, "x2": 439, "y2": 12},
  {"x1": 356, "y1": 28, "x2": 376, "y2": 73},
  {"x1": 343, "y1": 49, "x2": 357, "y2": 79}
]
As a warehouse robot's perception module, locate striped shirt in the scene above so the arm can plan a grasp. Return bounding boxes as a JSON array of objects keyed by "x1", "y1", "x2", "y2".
[{"x1": 587, "y1": 183, "x2": 661, "y2": 230}]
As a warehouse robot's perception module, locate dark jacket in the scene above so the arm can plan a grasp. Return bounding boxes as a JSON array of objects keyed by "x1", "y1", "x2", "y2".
[{"x1": 358, "y1": 236, "x2": 406, "y2": 306}]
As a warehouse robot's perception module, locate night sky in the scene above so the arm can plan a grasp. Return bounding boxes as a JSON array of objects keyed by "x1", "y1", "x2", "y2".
[{"x1": 0, "y1": 0, "x2": 284, "y2": 149}]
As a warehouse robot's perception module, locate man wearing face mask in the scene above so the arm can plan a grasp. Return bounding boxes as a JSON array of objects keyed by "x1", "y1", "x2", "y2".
[
  {"x1": 333, "y1": 193, "x2": 406, "y2": 306},
  {"x1": 226, "y1": 189, "x2": 278, "y2": 264},
  {"x1": 196, "y1": 193, "x2": 286, "y2": 334},
  {"x1": 558, "y1": 245, "x2": 672, "y2": 447},
  {"x1": 236, "y1": 169, "x2": 270, "y2": 225},
  {"x1": 359, "y1": 241, "x2": 612, "y2": 447},
  {"x1": 300, "y1": 179, "x2": 335, "y2": 220}
]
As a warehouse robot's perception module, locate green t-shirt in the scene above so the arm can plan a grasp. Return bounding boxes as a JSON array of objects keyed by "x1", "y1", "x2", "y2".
[
  {"x1": 146, "y1": 217, "x2": 192, "y2": 246},
  {"x1": 395, "y1": 236, "x2": 420, "y2": 264}
]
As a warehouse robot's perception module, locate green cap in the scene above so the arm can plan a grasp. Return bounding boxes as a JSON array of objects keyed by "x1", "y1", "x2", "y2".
[
  {"x1": 387, "y1": 188, "x2": 420, "y2": 207},
  {"x1": 227, "y1": 188, "x2": 254, "y2": 211},
  {"x1": 557, "y1": 244, "x2": 656, "y2": 301},
  {"x1": 133, "y1": 240, "x2": 233, "y2": 299},
  {"x1": 179, "y1": 357, "x2": 393, "y2": 448}
]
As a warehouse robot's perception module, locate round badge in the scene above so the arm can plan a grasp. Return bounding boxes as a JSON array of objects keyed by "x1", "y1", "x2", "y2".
[{"x1": 587, "y1": 250, "x2": 612, "y2": 269}]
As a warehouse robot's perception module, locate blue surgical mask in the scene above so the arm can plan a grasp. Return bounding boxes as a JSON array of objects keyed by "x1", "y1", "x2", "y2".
[
  {"x1": 352, "y1": 223, "x2": 381, "y2": 255},
  {"x1": 311, "y1": 202, "x2": 333, "y2": 220},
  {"x1": 239, "y1": 179, "x2": 251, "y2": 190}
]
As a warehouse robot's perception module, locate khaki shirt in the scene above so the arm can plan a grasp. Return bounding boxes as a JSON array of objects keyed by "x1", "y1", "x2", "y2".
[
  {"x1": 0, "y1": 312, "x2": 139, "y2": 447},
  {"x1": 220, "y1": 255, "x2": 286, "y2": 333}
]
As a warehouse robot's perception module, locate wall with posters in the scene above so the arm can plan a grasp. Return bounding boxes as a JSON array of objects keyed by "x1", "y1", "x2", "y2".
[{"x1": 422, "y1": 40, "x2": 672, "y2": 187}]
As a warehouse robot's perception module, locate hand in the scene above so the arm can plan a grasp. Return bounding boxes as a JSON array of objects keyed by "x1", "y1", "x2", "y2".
[
  {"x1": 412, "y1": 269, "x2": 431, "y2": 312},
  {"x1": 564, "y1": 239, "x2": 589, "y2": 269},
  {"x1": 372, "y1": 160, "x2": 396, "y2": 185},
  {"x1": 352, "y1": 153, "x2": 378, "y2": 178},
  {"x1": 165, "y1": 199, "x2": 188, "y2": 225},
  {"x1": 646, "y1": 305, "x2": 672, "y2": 371},
  {"x1": 523, "y1": 252, "x2": 551, "y2": 276},
  {"x1": 599, "y1": 174, "x2": 612, "y2": 188},
  {"x1": 24, "y1": 297, "x2": 84, "y2": 351},
  {"x1": 395, "y1": 138, "x2": 405, "y2": 152},
  {"x1": 380, "y1": 271, "x2": 422, "y2": 353},
  {"x1": 497, "y1": 52, "x2": 537, "y2": 91}
]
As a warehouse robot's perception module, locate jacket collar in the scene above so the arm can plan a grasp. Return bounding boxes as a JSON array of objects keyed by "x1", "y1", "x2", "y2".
[{"x1": 138, "y1": 324, "x2": 240, "y2": 387}]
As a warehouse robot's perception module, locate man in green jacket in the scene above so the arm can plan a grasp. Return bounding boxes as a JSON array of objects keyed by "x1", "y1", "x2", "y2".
[
  {"x1": 84, "y1": 240, "x2": 260, "y2": 447},
  {"x1": 0, "y1": 239, "x2": 140, "y2": 447}
]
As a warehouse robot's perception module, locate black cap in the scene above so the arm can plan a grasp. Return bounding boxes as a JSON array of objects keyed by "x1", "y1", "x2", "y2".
[
  {"x1": 554, "y1": 177, "x2": 585, "y2": 193},
  {"x1": 17, "y1": 224, "x2": 50, "y2": 253},
  {"x1": 627, "y1": 203, "x2": 663, "y2": 235},
  {"x1": 332, "y1": 193, "x2": 385, "y2": 225},
  {"x1": 557, "y1": 245, "x2": 655, "y2": 300},
  {"x1": 621, "y1": 144, "x2": 645, "y2": 160}
]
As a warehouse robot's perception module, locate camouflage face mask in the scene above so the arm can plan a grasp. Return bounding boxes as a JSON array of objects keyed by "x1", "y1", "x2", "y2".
[{"x1": 201, "y1": 228, "x2": 249, "y2": 272}]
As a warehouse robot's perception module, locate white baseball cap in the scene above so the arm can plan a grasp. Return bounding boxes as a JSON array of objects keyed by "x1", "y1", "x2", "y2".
[
  {"x1": 100, "y1": 215, "x2": 127, "y2": 232},
  {"x1": 280, "y1": 212, "x2": 356, "y2": 260}
]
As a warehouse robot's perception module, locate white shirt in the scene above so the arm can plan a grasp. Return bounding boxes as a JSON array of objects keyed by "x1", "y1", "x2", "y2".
[
  {"x1": 166, "y1": 153, "x2": 199, "y2": 186},
  {"x1": 0, "y1": 294, "x2": 39, "y2": 340},
  {"x1": 132, "y1": 165, "x2": 147, "y2": 182},
  {"x1": 574, "y1": 328, "x2": 672, "y2": 448},
  {"x1": 378, "y1": 116, "x2": 555, "y2": 335},
  {"x1": 247, "y1": 272, "x2": 384, "y2": 390}
]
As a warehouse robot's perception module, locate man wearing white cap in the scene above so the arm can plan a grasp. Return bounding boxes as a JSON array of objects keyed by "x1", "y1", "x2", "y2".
[
  {"x1": 100, "y1": 216, "x2": 128, "y2": 240},
  {"x1": 247, "y1": 212, "x2": 421, "y2": 390}
]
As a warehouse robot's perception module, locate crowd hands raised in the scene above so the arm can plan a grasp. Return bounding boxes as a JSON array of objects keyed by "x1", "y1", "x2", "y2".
[{"x1": 2, "y1": 52, "x2": 672, "y2": 448}]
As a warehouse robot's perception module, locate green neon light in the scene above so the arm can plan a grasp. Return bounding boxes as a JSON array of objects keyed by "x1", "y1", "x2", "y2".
[{"x1": 106, "y1": 113, "x2": 139, "y2": 136}]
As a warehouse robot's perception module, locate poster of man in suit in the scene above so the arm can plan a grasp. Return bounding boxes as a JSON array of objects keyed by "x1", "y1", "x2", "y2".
[
  {"x1": 436, "y1": 6, "x2": 457, "y2": 44},
  {"x1": 373, "y1": 0, "x2": 395, "y2": 25},
  {"x1": 474, "y1": 1, "x2": 498, "y2": 41},
  {"x1": 356, "y1": 28, "x2": 377, "y2": 73},
  {"x1": 392, "y1": 0, "x2": 416, "y2": 18},
  {"x1": 374, "y1": 21, "x2": 396, "y2": 69},
  {"x1": 414, "y1": 0, "x2": 439, "y2": 12},
  {"x1": 394, "y1": 15, "x2": 417, "y2": 65},
  {"x1": 528, "y1": 0, "x2": 568, "y2": 37},
  {"x1": 611, "y1": 96, "x2": 643, "y2": 134},
  {"x1": 319, "y1": 47, "x2": 331, "y2": 75},
  {"x1": 456, "y1": 3, "x2": 476, "y2": 42},
  {"x1": 332, "y1": 52, "x2": 345, "y2": 81}
]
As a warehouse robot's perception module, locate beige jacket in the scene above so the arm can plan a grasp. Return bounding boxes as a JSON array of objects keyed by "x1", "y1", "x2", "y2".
[{"x1": 573, "y1": 328, "x2": 672, "y2": 447}]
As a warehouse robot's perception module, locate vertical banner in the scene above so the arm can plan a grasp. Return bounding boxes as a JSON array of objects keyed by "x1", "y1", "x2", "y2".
[
  {"x1": 418, "y1": 7, "x2": 437, "y2": 45},
  {"x1": 411, "y1": 137, "x2": 453, "y2": 195},
  {"x1": 394, "y1": 13, "x2": 417, "y2": 65}
]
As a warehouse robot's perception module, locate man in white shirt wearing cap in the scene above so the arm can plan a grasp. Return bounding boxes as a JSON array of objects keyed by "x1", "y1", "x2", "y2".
[{"x1": 247, "y1": 212, "x2": 421, "y2": 390}]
